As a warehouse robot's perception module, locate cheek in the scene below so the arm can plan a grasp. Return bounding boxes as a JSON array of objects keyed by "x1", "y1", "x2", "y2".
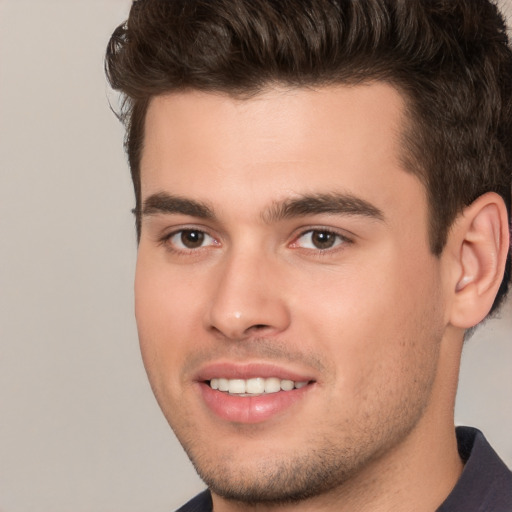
[
  {"x1": 134, "y1": 254, "x2": 205, "y2": 389},
  {"x1": 135, "y1": 249, "x2": 206, "y2": 329},
  {"x1": 292, "y1": 248, "x2": 443, "y2": 392}
]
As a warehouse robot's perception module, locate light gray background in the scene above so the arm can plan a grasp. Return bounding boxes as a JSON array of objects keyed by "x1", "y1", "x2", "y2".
[{"x1": 0, "y1": 1, "x2": 510, "y2": 511}]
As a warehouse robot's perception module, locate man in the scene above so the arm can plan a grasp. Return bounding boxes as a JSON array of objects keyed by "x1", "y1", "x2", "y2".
[{"x1": 105, "y1": 0, "x2": 512, "y2": 510}]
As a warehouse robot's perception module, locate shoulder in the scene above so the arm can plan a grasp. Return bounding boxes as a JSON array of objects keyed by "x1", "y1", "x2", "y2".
[
  {"x1": 437, "y1": 426, "x2": 512, "y2": 512},
  {"x1": 174, "y1": 490, "x2": 212, "y2": 512}
]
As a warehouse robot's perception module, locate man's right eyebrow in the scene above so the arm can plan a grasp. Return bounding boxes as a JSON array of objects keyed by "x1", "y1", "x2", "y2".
[{"x1": 141, "y1": 192, "x2": 214, "y2": 219}]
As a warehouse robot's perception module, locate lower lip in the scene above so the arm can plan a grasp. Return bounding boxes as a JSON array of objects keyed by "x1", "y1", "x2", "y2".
[{"x1": 198, "y1": 382, "x2": 312, "y2": 424}]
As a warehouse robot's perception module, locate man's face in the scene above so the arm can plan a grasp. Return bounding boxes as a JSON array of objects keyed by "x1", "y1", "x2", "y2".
[{"x1": 136, "y1": 84, "x2": 447, "y2": 503}]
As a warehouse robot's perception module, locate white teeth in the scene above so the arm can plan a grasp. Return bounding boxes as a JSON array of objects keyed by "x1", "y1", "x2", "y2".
[
  {"x1": 228, "y1": 379, "x2": 246, "y2": 394},
  {"x1": 246, "y1": 378, "x2": 265, "y2": 394},
  {"x1": 209, "y1": 377, "x2": 309, "y2": 395},
  {"x1": 264, "y1": 377, "x2": 281, "y2": 394},
  {"x1": 218, "y1": 378, "x2": 229, "y2": 392},
  {"x1": 280, "y1": 379, "x2": 294, "y2": 391}
]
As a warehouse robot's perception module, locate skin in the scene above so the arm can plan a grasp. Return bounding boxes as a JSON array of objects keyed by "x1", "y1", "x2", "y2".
[{"x1": 136, "y1": 84, "x2": 468, "y2": 511}]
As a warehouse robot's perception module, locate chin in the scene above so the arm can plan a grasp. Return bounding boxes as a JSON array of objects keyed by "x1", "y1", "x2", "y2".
[{"x1": 183, "y1": 437, "x2": 371, "y2": 505}]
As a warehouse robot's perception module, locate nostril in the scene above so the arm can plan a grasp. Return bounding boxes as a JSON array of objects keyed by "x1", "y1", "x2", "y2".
[{"x1": 243, "y1": 324, "x2": 271, "y2": 336}]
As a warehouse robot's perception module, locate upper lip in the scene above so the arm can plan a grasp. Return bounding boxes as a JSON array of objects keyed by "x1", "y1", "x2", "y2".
[{"x1": 194, "y1": 361, "x2": 316, "y2": 383}]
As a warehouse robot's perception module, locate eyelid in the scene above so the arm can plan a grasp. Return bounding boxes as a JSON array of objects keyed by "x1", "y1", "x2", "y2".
[
  {"x1": 289, "y1": 227, "x2": 353, "y2": 250},
  {"x1": 158, "y1": 225, "x2": 221, "y2": 252}
]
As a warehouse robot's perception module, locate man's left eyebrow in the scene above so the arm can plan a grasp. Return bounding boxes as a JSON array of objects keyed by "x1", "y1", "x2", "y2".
[{"x1": 263, "y1": 193, "x2": 385, "y2": 223}]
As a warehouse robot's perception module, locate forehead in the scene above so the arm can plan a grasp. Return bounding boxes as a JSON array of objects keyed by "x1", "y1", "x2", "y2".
[{"x1": 140, "y1": 84, "x2": 421, "y2": 216}]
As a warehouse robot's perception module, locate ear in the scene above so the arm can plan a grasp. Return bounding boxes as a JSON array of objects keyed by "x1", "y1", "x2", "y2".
[{"x1": 446, "y1": 192, "x2": 510, "y2": 329}]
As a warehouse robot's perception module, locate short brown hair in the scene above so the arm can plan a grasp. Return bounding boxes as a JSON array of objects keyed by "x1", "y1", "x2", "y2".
[{"x1": 105, "y1": 0, "x2": 512, "y2": 313}]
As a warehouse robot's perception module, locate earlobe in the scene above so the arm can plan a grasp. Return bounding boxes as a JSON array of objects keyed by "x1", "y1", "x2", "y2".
[{"x1": 448, "y1": 193, "x2": 509, "y2": 329}]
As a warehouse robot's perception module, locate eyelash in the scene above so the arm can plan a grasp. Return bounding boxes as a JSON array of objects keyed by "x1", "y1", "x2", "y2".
[
  {"x1": 159, "y1": 228, "x2": 219, "y2": 253},
  {"x1": 290, "y1": 228, "x2": 352, "y2": 253},
  {"x1": 158, "y1": 227, "x2": 353, "y2": 255}
]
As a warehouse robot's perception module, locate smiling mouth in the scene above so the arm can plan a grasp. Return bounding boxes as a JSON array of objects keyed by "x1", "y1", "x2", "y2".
[{"x1": 208, "y1": 377, "x2": 311, "y2": 396}]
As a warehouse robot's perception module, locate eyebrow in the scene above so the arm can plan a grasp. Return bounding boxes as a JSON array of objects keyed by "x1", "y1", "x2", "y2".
[
  {"x1": 141, "y1": 191, "x2": 384, "y2": 223},
  {"x1": 142, "y1": 192, "x2": 214, "y2": 219},
  {"x1": 262, "y1": 193, "x2": 385, "y2": 223}
]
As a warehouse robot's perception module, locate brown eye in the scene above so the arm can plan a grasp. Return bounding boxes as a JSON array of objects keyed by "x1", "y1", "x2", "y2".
[
  {"x1": 310, "y1": 231, "x2": 337, "y2": 249},
  {"x1": 294, "y1": 229, "x2": 346, "y2": 250},
  {"x1": 180, "y1": 230, "x2": 205, "y2": 248},
  {"x1": 167, "y1": 229, "x2": 216, "y2": 250}
]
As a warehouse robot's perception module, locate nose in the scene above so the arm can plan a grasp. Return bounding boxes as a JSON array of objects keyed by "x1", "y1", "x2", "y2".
[{"x1": 205, "y1": 250, "x2": 291, "y2": 340}]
